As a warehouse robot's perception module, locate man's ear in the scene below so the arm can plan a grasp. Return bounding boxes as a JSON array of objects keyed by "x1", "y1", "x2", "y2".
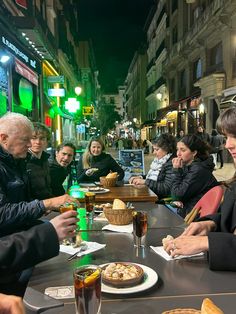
[{"x1": 0, "y1": 133, "x2": 8, "y2": 143}]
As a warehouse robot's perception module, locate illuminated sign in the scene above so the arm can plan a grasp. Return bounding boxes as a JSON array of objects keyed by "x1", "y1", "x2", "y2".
[
  {"x1": 65, "y1": 98, "x2": 80, "y2": 113},
  {"x1": 83, "y1": 106, "x2": 94, "y2": 115},
  {"x1": 47, "y1": 75, "x2": 65, "y2": 84},
  {"x1": 48, "y1": 88, "x2": 65, "y2": 97},
  {"x1": 1, "y1": 36, "x2": 37, "y2": 69}
]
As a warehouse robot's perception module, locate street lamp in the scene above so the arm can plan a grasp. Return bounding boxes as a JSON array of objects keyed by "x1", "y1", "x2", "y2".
[
  {"x1": 156, "y1": 92, "x2": 162, "y2": 100},
  {"x1": 75, "y1": 86, "x2": 82, "y2": 96}
]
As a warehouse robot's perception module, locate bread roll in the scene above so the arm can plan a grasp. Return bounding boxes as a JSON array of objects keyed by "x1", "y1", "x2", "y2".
[
  {"x1": 162, "y1": 235, "x2": 174, "y2": 249},
  {"x1": 201, "y1": 298, "x2": 224, "y2": 314},
  {"x1": 113, "y1": 198, "x2": 127, "y2": 210},
  {"x1": 106, "y1": 172, "x2": 118, "y2": 179}
]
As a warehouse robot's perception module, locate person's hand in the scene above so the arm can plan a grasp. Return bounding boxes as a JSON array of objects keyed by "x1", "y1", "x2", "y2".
[
  {"x1": 170, "y1": 201, "x2": 183, "y2": 208},
  {"x1": 85, "y1": 168, "x2": 98, "y2": 176},
  {"x1": 129, "y1": 177, "x2": 145, "y2": 185},
  {"x1": 0, "y1": 293, "x2": 25, "y2": 314},
  {"x1": 181, "y1": 221, "x2": 216, "y2": 236},
  {"x1": 43, "y1": 194, "x2": 80, "y2": 211},
  {"x1": 50, "y1": 210, "x2": 79, "y2": 241},
  {"x1": 129, "y1": 176, "x2": 140, "y2": 184},
  {"x1": 172, "y1": 157, "x2": 183, "y2": 168},
  {"x1": 164, "y1": 235, "x2": 209, "y2": 257}
]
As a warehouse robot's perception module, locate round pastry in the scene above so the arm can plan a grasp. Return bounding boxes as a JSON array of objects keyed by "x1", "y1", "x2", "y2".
[{"x1": 102, "y1": 262, "x2": 144, "y2": 288}]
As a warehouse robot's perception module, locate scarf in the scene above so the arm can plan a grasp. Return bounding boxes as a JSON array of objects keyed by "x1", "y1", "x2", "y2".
[{"x1": 146, "y1": 153, "x2": 171, "y2": 181}]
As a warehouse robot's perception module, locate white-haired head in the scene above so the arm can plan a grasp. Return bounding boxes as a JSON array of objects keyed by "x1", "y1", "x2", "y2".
[{"x1": 0, "y1": 112, "x2": 33, "y2": 135}]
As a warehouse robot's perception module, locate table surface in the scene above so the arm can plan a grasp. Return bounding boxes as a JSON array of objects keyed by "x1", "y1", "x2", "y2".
[
  {"x1": 27, "y1": 206, "x2": 235, "y2": 314},
  {"x1": 88, "y1": 185, "x2": 158, "y2": 203}
]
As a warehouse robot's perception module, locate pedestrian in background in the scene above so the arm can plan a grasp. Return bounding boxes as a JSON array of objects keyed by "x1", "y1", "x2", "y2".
[
  {"x1": 210, "y1": 129, "x2": 223, "y2": 169},
  {"x1": 196, "y1": 125, "x2": 211, "y2": 143}
]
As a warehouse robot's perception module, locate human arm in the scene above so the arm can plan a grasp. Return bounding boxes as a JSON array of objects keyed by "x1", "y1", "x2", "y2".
[
  {"x1": 0, "y1": 293, "x2": 25, "y2": 314},
  {"x1": 107, "y1": 155, "x2": 124, "y2": 180},
  {"x1": 129, "y1": 177, "x2": 145, "y2": 185},
  {"x1": 0, "y1": 211, "x2": 78, "y2": 274}
]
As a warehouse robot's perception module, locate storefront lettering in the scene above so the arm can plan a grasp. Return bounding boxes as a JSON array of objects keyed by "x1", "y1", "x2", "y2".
[{"x1": 1, "y1": 36, "x2": 37, "y2": 69}]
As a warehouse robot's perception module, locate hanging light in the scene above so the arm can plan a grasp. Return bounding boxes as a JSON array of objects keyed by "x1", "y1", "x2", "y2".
[{"x1": 0, "y1": 55, "x2": 10, "y2": 63}]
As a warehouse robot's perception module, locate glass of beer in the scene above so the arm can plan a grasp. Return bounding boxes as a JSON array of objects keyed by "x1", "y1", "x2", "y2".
[
  {"x1": 59, "y1": 202, "x2": 77, "y2": 213},
  {"x1": 85, "y1": 192, "x2": 96, "y2": 220},
  {"x1": 74, "y1": 265, "x2": 102, "y2": 314},
  {"x1": 132, "y1": 211, "x2": 148, "y2": 247}
]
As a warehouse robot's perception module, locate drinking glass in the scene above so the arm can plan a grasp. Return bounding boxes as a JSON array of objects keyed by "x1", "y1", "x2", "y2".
[
  {"x1": 85, "y1": 192, "x2": 96, "y2": 220},
  {"x1": 59, "y1": 202, "x2": 77, "y2": 213},
  {"x1": 74, "y1": 265, "x2": 102, "y2": 314},
  {"x1": 132, "y1": 211, "x2": 148, "y2": 247}
]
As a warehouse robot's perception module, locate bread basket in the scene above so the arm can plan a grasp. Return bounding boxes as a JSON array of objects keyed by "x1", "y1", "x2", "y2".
[
  {"x1": 100, "y1": 176, "x2": 117, "y2": 187},
  {"x1": 103, "y1": 207, "x2": 133, "y2": 225}
]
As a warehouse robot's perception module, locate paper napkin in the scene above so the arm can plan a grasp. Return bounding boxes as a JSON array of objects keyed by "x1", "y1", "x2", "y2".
[
  {"x1": 102, "y1": 223, "x2": 133, "y2": 233},
  {"x1": 150, "y1": 246, "x2": 204, "y2": 261},
  {"x1": 60, "y1": 241, "x2": 106, "y2": 257}
]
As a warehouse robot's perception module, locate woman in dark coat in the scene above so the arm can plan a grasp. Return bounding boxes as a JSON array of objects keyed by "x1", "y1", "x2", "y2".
[
  {"x1": 164, "y1": 106, "x2": 236, "y2": 271},
  {"x1": 77, "y1": 137, "x2": 124, "y2": 183},
  {"x1": 171, "y1": 134, "x2": 218, "y2": 217},
  {"x1": 129, "y1": 133, "x2": 176, "y2": 200}
]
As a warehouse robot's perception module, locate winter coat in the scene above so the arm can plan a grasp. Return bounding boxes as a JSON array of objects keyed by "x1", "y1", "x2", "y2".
[
  {"x1": 77, "y1": 152, "x2": 124, "y2": 183},
  {"x1": 48, "y1": 158, "x2": 69, "y2": 196},
  {"x1": 145, "y1": 155, "x2": 174, "y2": 199},
  {"x1": 0, "y1": 145, "x2": 45, "y2": 237},
  {"x1": 171, "y1": 156, "x2": 218, "y2": 217},
  {"x1": 0, "y1": 222, "x2": 59, "y2": 294},
  {"x1": 200, "y1": 181, "x2": 236, "y2": 271},
  {"x1": 26, "y1": 151, "x2": 53, "y2": 200}
]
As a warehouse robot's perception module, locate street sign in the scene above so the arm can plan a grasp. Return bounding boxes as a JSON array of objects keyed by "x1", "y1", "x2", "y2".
[
  {"x1": 48, "y1": 88, "x2": 65, "y2": 97},
  {"x1": 83, "y1": 106, "x2": 94, "y2": 115},
  {"x1": 47, "y1": 75, "x2": 64, "y2": 84}
]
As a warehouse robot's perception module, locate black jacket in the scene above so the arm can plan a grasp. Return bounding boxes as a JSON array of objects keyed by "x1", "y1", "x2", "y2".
[
  {"x1": 171, "y1": 157, "x2": 218, "y2": 217},
  {"x1": 48, "y1": 158, "x2": 69, "y2": 196},
  {"x1": 145, "y1": 155, "x2": 174, "y2": 199},
  {"x1": 0, "y1": 146, "x2": 45, "y2": 237},
  {"x1": 27, "y1": 151, "x2": 53, "y2": 200},
  {"x1": 77, "y1": 152, "x2": 124, "y2": 182},
  {"x1": 0, "y1": 221, "x2": 59, "y2": 294},
  {"x1": 200, "y1": 182, "x2": 236, "y2": 271}
]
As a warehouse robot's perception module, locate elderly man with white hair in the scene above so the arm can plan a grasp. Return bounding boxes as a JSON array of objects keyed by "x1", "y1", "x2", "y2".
[{"x1": 0, "y1": 112, "x2": 78, "y2": 237}]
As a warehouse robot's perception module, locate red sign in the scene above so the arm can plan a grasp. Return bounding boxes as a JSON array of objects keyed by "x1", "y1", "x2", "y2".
[
  {"x1": 15, "y1": 58, "x2": 38, "y2": 86},
  {"x1": 15, "y1": 0, "x2": 27, "y2": 9}
]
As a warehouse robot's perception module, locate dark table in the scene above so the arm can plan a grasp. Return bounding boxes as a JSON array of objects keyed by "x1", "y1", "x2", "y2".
[{"x1": 27, "y1": 207, "x2": 236, "y2": 314}]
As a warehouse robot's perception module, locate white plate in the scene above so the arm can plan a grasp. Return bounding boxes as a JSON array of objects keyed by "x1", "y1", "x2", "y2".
[
  {"x1": 79, "y1": 188, "x2": 110, "y2": 194},
  {"x1": 100, "y1": 263, "x2": 158, "y2": 294}
]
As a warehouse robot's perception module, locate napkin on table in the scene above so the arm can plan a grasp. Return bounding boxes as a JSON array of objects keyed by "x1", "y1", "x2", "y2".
[
  {"x1": 60, "y1": 241, "x2": 106, "y2": 257},
  {"x1": 150, "y1": 246, "x2": 204, "y2": 261},
  {"x1": 102, "y1": 223, "x2": 133, "y2": 233}
]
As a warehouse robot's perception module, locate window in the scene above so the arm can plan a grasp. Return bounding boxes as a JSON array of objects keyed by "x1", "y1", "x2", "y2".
[
  {"x1": 210, "y1": 43, "x2": 223, "y2": 66},
  {"x1": 172, "y1": 0, "x2": 178, "y2": 13},
  {"x1": 193, "y1": 59, "x2": 202, "y2": 81},
  {"x1": 180, "y1": 70, "x2": 186, "y2": 88},
  {"x1": 172, "y1": 25, "x2": 178, "y2": 45}
]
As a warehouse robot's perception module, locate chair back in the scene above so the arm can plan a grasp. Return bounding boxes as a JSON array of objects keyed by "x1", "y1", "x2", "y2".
[{"x1": 184, "y1": 185, "x2": 224, "y2": 224}]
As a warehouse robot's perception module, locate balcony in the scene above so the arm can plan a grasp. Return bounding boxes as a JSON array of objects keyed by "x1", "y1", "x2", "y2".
[
  {"x1": 155, "y1": 40, "x2": 166, "y2": 60},
  {"x1": 146, "y1": 57, "x2": 155, "y2": 72},
  {"x1": 203, "y1": 63, "x2": 224, "y2": 77}
]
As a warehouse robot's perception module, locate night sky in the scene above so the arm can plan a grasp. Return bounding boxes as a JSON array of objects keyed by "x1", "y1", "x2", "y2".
[{"x1": 77, "y1": 0, "x2": 155, "y2": 93}]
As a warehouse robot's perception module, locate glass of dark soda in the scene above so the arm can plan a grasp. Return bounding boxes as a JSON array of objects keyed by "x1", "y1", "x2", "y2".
[{"x1": 132, "y1": 211, "x2": 148, "y2": 247}]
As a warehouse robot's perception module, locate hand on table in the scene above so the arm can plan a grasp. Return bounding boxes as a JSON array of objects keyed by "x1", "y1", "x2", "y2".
[
  {"x1": 181, "y1": 221, "x2": 216, "y2": 236},
  {"x1": 164, "y1": 235, "x2": 209, "y2": 258},
  {"x1": 85, "y1": 168, "x2": 98, "y2": 176},
  {"x1": 50, "y1": 210, "x2": 78, "y2": 241},
  {"x1": 129, "y1": 176, "x2": 145, "y2": 185},
  {"x1": 43, "y1": 194, "x2": 80, "y2": 211},
  {"x1": 0, "y1": 293, "x2": 25, "y2": 314}
]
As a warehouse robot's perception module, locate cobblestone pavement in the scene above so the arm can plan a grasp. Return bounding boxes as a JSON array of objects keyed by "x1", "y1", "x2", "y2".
[{"x1": 108, "y1": 147, "x2": 235, "y2": 182}]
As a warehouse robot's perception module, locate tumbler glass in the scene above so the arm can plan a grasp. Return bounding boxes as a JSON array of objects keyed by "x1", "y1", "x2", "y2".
[
  {"x1": 74, "y1": 264, "x2": 102, "y2": 314},
  {"x1": 132, "y1": 211, "x2": 148, "y2": 247},
  {"x1": 85, "y1": 192, "x2": 96, "y2": 220}
]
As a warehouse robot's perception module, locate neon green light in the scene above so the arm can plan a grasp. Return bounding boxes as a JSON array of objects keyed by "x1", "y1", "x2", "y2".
[{"x1": 65, "y1": 98, "x2": 80, "y2": 113}]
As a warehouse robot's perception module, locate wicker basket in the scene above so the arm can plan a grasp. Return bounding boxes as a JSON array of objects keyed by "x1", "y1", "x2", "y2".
[
  {"x1": 103, "y1": 207, "x2": 133, "y2": 225},
  {"x1": 100, "y1": 176, "x2": 117, "y2": 187}
]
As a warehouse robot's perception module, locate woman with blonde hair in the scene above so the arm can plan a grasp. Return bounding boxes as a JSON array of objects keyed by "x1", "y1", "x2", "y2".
[{"x1": 77, "y1": 137, "x2": 124, "y2": 183}]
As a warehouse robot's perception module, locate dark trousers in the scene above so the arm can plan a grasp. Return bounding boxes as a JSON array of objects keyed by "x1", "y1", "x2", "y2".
[{"x1": 217, "y1": 150, "x2": 224, "y2": 168}]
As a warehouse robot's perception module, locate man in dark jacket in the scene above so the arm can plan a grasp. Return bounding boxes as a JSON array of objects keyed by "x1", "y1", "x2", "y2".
[
  {"x1": 0, "y1": 113, "x2": 78, "y2": 237},
  {"x1": 0, "y1": 211, "x2": 78, "y2": 296},
  {"x1": 49, "y1": 142, "x2": 76, "y2": 196}
]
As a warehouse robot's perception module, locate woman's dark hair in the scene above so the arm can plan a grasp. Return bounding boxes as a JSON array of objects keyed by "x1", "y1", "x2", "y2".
[
  {"x1": 211, "y1": 129, "x2": 218, "y2": 136},
  {"x1": 152, "y1": 133, "x2": 176, "y2": 154},
  {"x1": 216, "y1": 106, "x2": 236, "y2": 137},
  {"x1": 179, "y1": 134, "x2": 210, "y2": 160}
]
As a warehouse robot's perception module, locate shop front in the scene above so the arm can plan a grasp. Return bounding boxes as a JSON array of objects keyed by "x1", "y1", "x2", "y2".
[{"x1": 0, "y1": 31, "x2": 41, "y2": 119}]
